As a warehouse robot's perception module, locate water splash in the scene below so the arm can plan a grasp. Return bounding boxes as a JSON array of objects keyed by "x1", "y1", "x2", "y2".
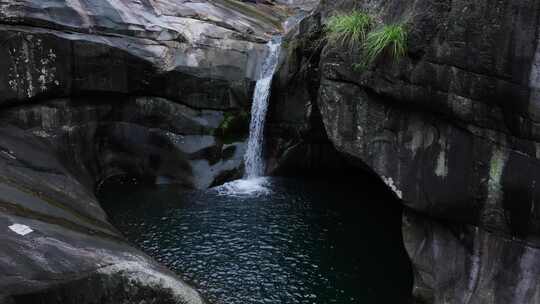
[
  {"x1": 213, "y1": 177, "x2": 272, "y2": 197},
  {"x1": 244, "y1": 37, "x2": 282, "y2": 179}
]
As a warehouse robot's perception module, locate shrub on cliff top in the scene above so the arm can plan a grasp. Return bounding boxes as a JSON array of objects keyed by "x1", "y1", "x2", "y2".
[{"x1": 326, "y1": 11, "x2": 374, "y2": 49}]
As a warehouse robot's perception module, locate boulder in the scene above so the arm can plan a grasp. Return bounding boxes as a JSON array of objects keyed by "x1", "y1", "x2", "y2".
[{"x1": 0, "y1": 125, "x2": 205, "y2": 303}]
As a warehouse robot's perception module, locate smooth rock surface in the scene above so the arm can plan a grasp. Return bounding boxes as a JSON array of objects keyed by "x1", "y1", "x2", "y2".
[{"x1": 0, "y1": 125, "x2": 205, "y2": 303}]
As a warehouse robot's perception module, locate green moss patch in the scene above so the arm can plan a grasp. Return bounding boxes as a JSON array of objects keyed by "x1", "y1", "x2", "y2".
[{"x1": 214, "y1": 110, "x2": 250, "y2": 144}]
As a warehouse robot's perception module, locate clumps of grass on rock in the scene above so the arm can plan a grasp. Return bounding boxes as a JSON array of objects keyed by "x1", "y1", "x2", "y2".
[
  {"x1": 325, "y1": 11, "x2": 408, "y2": 69},
  {"x1": 363, "y1": 23, "x2": 407, "y2": 66},
  {"x1": 326, "y1": 11, "x2": 374, "y2": 49}
]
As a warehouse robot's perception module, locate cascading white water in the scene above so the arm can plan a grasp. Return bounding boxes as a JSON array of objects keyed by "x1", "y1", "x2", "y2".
[
  {"x1": 244, "y1": 37, "x2": 282, "y2": 179},
  {"x1": 215, "y1": 37, "x2": 282, "y2": 196}
]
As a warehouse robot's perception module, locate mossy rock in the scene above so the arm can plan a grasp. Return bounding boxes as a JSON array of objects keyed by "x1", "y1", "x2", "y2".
[{"x1": 214, "y1": 111, "x2": 250, "y2": 144}]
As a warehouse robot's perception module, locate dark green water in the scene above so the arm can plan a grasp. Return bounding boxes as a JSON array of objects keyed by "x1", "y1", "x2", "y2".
[{"x1": 100, "y1": 177, "x2": 412, "y2": 304}]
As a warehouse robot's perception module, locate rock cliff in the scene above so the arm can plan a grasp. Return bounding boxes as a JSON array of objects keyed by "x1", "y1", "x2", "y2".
[{"x1": 268, "y1": 0, "x2": 540, "y2": 303}]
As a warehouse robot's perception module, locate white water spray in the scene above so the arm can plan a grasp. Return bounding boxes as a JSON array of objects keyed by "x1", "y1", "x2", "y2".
[{"x1": 244, "y1": 37, "x2": 282, "y2": 179}]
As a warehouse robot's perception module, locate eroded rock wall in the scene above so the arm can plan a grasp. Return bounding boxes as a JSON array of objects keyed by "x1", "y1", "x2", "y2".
[{"x1": 269, "y1": 0, "x2": 540, "y2": 302}]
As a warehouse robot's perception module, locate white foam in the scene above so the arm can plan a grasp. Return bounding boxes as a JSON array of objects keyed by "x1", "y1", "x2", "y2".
[
  {"x1": 8, "y1": 223, "x2": 33, "y2": 236},
  {"x1": 213, "y1": 177, "x2": 272, "y2": 197}
]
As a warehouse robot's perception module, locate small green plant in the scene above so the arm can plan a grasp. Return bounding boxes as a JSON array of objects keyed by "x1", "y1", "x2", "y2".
[
  {"x1": 362, "y1": 23, "x2": 408, "y2": 67},
  {"x1": 214, "y1": 111, "x2": 250, "y2": 144},
  {"x1": 326, "y1": 11, "x2": 374, "y2": 49}
]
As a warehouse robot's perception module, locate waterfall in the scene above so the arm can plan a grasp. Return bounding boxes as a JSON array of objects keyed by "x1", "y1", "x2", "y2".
[
  {"x1": 214, "y1": 37, "x2": 282, "y2": 195},
  {"x1": 244, "y1": 37, "x2": 282, "y2": 179}
]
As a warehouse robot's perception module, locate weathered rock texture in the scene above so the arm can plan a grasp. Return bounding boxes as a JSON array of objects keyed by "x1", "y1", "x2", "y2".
[
  {"x1": 0, "y1": 124, "x2": 208, "y2": 304},
  {"x1": 0, "y1": 0, "x2": 304, "y2": 302},
  {"x1": 268, "y1": 0, "x2": 540, "y2": 303}
]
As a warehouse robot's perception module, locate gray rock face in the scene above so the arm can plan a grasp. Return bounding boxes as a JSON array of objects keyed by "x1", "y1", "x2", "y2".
[
  {"x1": 274, "y1": 0, "x2": 319, "y2": 13},
  {"x1": 0, "y1": 0, "x2": 291, "y2": 106},
  {"x1": 266, "y1": 13, "x2": 352, "y2": 176},
  {"x1": 0, "y1": 0, "x2": 303, "y2": 302},
  {"x1": 403, "y1": 210, "x2": 540, "y2": 304},
  {"x1": 0, "y1": 96, "x2": 247, "y2": 190},
  {"x1": 0, "y1": 125, "x2": 206, "y2": 304},
  {"x1": 269, "y1": 0, "x2": 540, "y2": 302}
]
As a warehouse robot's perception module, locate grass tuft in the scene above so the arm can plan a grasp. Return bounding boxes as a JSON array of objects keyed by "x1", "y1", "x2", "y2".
[
  {"x1": 362, "y1": 23, "x2": 408, "y2": 67},
  {"x1": 326, "y1": 11, "x2": 374, "y2": 49}
]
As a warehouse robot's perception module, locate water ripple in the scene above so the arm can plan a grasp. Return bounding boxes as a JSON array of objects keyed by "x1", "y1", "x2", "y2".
[{"x1": 102, "y1": 178, "x2": 411, "y2": 304}]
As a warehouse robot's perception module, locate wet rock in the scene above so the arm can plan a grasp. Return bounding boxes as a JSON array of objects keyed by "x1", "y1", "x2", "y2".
[{"x1": 269, "y1": 0, "x2": 540, "y2": 302}]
